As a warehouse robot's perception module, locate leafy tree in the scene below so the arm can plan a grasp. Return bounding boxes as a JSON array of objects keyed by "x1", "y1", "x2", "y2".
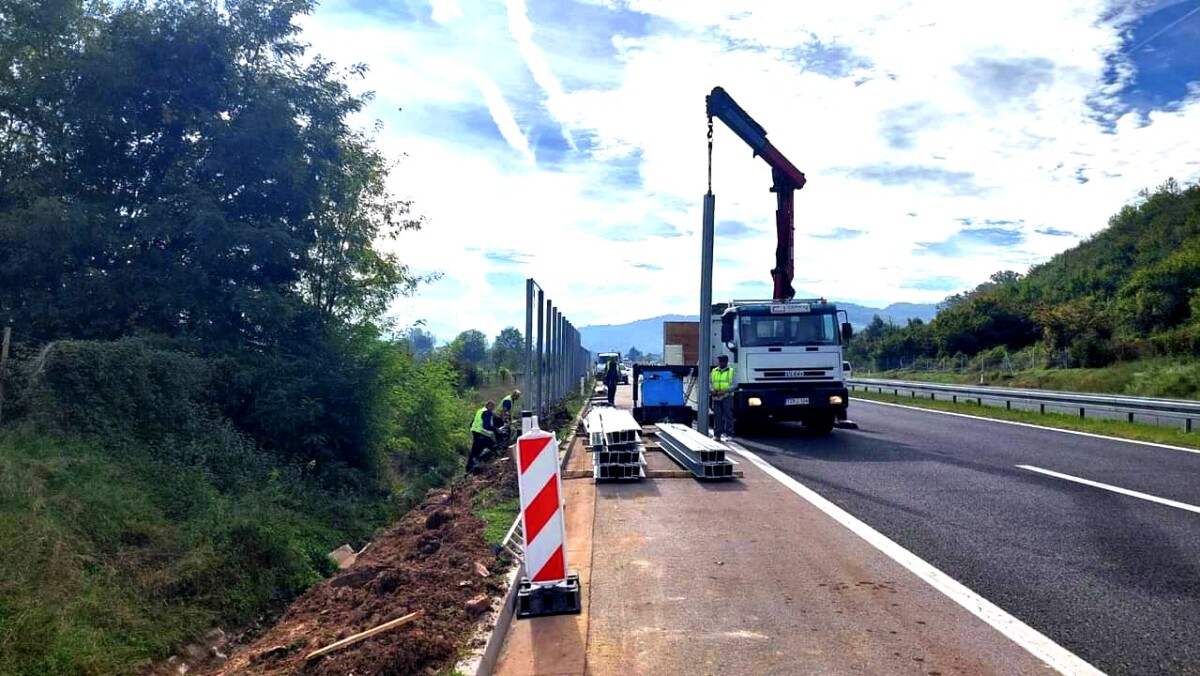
[
  {"x1": 0, "y1": 0, "x2": 418, "y2": 344},
  {"x1": 404, "y1": 326, "x2": 437, "y2": 358},
  {"x1": 450, "y1": 329, "x2": 488, "y2": 365},
  {"x1": 627, "y1": 346, "x2": 643, "y2": 362},
  {"x1": 490, "y1": 327, "x2": 523, "y2": 370}
]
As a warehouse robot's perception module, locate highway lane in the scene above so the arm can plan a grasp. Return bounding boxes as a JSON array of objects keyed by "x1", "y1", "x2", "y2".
[{"x1": 734, "y1": 400, "x2": 1200, "y2": 675}]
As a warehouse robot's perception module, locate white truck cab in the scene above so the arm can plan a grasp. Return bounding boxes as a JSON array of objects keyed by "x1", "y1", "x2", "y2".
[{"x1": 713, "y1": 298, "x2": 853, "y2": 433}]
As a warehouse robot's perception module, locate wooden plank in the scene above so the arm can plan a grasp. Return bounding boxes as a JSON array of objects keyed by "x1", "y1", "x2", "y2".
[{"x1": 305, "y1": 610, "x2": 423, "y2": 660}]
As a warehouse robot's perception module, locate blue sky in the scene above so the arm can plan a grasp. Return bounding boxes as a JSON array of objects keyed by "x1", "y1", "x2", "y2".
[{"x1": 298, "y1": 0, "x2": 1200, "y2": 342}]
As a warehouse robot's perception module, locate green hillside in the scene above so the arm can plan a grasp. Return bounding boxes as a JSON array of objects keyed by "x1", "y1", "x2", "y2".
[
  {"x1": 0, "y1": 3, "x2": 482, "y2": 673},
  {"x1": 849, "y1": 179, "x2": 1200, "y2": 383}
]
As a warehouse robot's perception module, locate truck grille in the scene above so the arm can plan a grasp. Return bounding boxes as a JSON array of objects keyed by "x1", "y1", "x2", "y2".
[{"x1": 754, "y1": 366, "x2": 835, "y2": 380}]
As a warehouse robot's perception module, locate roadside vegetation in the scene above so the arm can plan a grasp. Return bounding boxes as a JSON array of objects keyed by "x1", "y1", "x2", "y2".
[
  {"x1": 0, "y1": 2, "x2": 543, "y2": 674},
  {"x1": 854, "y1": 389, "x2": 1200, "y2": 450},
  {"x1": 847, "y1": 179, "x2": 1200, "y2": 400}
]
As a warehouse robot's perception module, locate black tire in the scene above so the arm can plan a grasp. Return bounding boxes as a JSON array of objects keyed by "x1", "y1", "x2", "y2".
[
  {"x1": 806, "y1": 414, "x2": 835, "y2": 435},
  {"x1": 732, "y1": 416, "x2": 758, "y2": 436}
]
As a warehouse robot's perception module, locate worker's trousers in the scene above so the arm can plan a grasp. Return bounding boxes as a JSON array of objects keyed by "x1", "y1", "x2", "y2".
[
  {"x1": 712, "y1": 395, "x2": 734, "y2": 438},
  {"x1": 605, "y1": 382, "x2": 617, "y2": 406},
  {"x1": 467, "y1": 432, "x2": 492, "y2": 472}
]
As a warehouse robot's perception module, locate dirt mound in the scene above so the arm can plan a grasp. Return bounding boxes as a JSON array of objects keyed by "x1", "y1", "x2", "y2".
[{"x1": 203, "y1": 460, "x2": 517, "y2": 675}]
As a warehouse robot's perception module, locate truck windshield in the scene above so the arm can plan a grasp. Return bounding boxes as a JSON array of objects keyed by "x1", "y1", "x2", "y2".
[{"x1": 739, "y1": 313, "x2": 838, "y2": 346}]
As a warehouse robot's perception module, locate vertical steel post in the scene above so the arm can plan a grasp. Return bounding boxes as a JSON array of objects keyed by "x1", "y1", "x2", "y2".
[
  {"x1": 697, "y1": 192, "x2": 716, "y2": 436},
  {"x1": 551, "y1": 306, "x2": 559, "y2": 408},
  {"x1": 553, "y1": 309, "x2": 560, "y2": 404},
  {"x1": 525, "y1": 279, "x2": 534, "y2": 410},
  {"x1": 557, "y1": 318, "x2": 564, "y2": 402},
  {"x1": 547, "y1": 307, "x2": 555, "y2": 407},
  {"x1": 544, "y1": 298, "x2": 553, "y2": 416},
  {"x1": 536, "y1": 288, "x2": 544, "y2": 419}
]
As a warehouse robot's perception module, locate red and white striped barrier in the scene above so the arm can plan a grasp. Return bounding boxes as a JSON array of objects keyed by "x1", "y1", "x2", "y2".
[
  {"x1": 513, "y1": 412, "x2": 581, "y2": 618},
  {"x1": 515, "y1": 423, "x2": 567, "y2": 584}
]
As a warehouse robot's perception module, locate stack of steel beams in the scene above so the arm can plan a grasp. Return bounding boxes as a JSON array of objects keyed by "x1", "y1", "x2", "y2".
[
  {"x1": 584, "y1": 407, "x2": 645, "y2": 481},
  {"x1": 655, "y1": 423, "x2": 735, "y2": 479}
]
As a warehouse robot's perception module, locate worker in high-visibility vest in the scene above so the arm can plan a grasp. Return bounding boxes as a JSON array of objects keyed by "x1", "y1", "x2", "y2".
[
  {"x1": 498, "y1": 389, "x2": 521, "y2": 424},
  {"x1": 710, "y1": 354, "x2": 736, "y2": 441},
  {"x1": 467, "y1": 400, "x2": 498, "y2": 473}
]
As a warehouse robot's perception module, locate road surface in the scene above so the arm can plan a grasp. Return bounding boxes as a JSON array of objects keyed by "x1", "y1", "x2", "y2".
[{"x1": 735, "y1": 399, "x2": 1200, "y2": 675}]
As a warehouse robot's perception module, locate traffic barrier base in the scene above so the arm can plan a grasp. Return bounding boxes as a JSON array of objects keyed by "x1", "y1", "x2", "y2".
[{"x1": 515, "y1": 572, "x2": 582, "y2": 618}]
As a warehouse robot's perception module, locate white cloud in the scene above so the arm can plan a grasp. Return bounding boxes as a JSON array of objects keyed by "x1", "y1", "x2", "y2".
[
  {"x1": 470, "y1": 70, "x2": 536, "y2": 163},
  {"x1": 299, "y1": 0, "x2": 1200, "y2": 342},
  {"x1": 430, "y1": 0, "x2": 464, "y2": 24}
]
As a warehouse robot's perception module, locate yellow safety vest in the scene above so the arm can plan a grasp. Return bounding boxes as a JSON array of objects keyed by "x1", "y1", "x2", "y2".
[
  {"x1": 711, "y1": 367, "x2": 734, "y2": 393},
  {"x1": 499, "y1": 395, "x2": 513, "y2": 413},
  {"x1": 471, "y1": 407, "x2": 493, "y2": 436}
]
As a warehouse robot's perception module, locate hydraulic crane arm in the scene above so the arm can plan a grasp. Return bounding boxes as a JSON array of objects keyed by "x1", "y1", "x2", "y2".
[{"x1": 705, "y1": 86, "x2": 806, "y2": 301}]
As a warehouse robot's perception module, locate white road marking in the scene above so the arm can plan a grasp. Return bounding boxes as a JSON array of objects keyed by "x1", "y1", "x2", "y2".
[
  {"x1": 858, "y1": 398, "x2": 1200, "y2": 457},
  {"x1": 1018, "y1": 465, "x2": 1200, "y2": 514},
  {"x1": 728, "y1": 442, "x2": 1103, "y2": 676}
]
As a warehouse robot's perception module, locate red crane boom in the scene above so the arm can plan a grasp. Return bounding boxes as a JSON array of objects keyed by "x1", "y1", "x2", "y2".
[{"x1": 705, "y1": 86, "x2": 807, "y2": 301}]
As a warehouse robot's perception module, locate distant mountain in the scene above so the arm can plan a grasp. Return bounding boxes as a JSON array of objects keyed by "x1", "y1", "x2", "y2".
[
  {"x1": 580, "y1": 302, "x2": 938, "y2": 355},
  {"x1": 840, "y1": 301, "x2": 938, "y2": 328},
  {"x1": 580, "y1": 314, "x2": 695, "y2": 355}
]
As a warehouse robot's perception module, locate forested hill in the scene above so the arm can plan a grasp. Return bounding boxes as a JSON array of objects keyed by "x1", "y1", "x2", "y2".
[{"x1": 850, "y1": 180, "x2": 1200, "y2": 368}]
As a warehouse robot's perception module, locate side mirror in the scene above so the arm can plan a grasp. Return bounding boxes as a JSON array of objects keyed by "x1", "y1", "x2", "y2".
[
  {"x1": 720, "y1": 314, "x2": 734, "y2": 343},
  {"x1": 841, "y1": 322, "x2": 854, "y2": 341}
]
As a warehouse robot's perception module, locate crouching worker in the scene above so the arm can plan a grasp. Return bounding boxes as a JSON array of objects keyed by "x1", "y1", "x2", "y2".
[{"x1": 498, "y1": 389, "x2": 521, "y2": 425}]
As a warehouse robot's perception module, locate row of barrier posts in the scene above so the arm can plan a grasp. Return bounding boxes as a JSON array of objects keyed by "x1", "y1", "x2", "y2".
[{"x1": 523, "y1": 278, "x2": 592, "y2": 420}]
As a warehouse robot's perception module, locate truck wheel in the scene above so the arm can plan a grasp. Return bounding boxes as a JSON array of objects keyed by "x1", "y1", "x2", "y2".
[{"x1": 806, "y1": 415, "x2": 835, "y2": 435}]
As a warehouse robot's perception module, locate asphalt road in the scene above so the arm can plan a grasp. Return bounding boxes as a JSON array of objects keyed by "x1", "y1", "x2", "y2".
[{"x1": 734, "y1": 400, "x2": 1200, "y2": 675}]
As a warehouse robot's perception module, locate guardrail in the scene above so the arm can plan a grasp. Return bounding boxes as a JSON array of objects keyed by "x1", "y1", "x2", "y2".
[{"x1": 849, "y1": 377, "x2": 1200, "y2": 432}]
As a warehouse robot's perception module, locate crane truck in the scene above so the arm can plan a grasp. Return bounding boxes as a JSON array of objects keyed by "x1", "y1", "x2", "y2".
[{"x1": 705, "y1": 86, "x2": 854, "y2": 433}]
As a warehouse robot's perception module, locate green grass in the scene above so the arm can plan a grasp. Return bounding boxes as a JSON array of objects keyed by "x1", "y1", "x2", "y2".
[
  {"x1": 854, "y1": 389, "x2": 1200, "y2": 450},
  {"x1": 0, "y1": 427, "x2": 390, "y2": 676},
  {"x1": 471, "y1": 488, "x2": 520, "y2": 547},
  {"x1": 866, "y1": 358, "x2": 1200, "y2": 400}
]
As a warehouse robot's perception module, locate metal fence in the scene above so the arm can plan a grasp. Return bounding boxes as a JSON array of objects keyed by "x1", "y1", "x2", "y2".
[
  {"x1": 849, "y1": 377, "x2": 1200, "y2": 432},
  {"x1": 524, "y1": 278, "x2": 592, "y2": 419}
]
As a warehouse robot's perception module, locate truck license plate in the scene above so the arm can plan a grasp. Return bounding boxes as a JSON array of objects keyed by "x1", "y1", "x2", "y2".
[{"x1": 785, "y1": 397, "x2": 809, "y2": 406}]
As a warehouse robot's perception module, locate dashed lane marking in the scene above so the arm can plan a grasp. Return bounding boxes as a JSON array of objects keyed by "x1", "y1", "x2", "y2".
[{"x1": 1019, "y1": 464, "x2": 1200, "y2": 515}]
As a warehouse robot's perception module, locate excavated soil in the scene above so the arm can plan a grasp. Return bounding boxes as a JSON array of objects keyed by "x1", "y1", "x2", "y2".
[{"x1": 202, "y1": 459, "x2": 519, "y2": 676}]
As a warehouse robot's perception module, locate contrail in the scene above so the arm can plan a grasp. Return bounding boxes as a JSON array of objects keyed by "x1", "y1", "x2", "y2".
[
  {"x1": 1129, "y1": 1, "x2": 1200, "y2": 52},
  {"x1": 504, "y1": 0, "x2": 578, "y2": 152}
]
